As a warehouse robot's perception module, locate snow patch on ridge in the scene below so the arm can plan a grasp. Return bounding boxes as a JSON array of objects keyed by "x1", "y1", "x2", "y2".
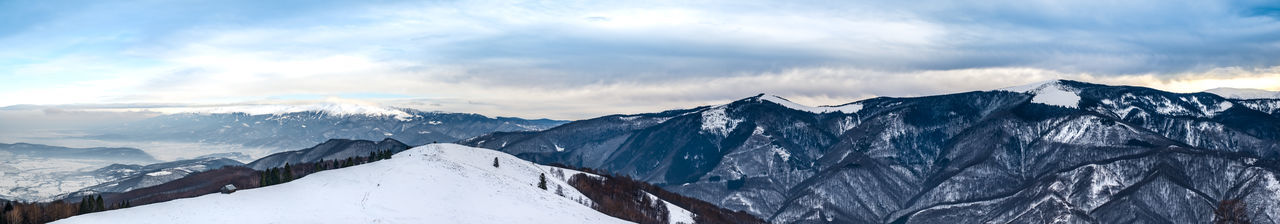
[
  {"x1": 1238, "y1": 100, "x2": 1280, "y2": 114},
  {"x1": 1031, "y1": 83, "x2": 1081, "y2": 108},
  {"x1": 701, "y1": 105, "x2": 742, "y2": 136},
  {"x1": 999, "y1": 80, "x2": 1081, "y2": 108},
  {"x1": 759, "y1": 95, "x2": 863, "y2": 114}
]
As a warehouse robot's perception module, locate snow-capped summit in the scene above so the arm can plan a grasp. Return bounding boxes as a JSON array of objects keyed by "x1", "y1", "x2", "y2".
[
  {"x1": 159, "y1": 100, "x2": 417, "y2": 121},
  {"x1": 997, "y1": 79, "x2": 1081, "y2": 108},
  {"x1": 756, "y1": 94, "x2": 863, "y2": 114},
  {"x1": 55, "y1": 144, "x2": 631, "y2": 224},
  {"x1": 1204, "y1": 87, "x2": 1280, "y2": 100}
]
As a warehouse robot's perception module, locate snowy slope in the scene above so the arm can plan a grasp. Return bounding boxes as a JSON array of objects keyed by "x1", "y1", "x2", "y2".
[
  {"x1": 646, "y1": 192, "x2": 697, "y2": 224},
  {"x1": 56, "y1": 144, "x2": 630, "y2": 224}
]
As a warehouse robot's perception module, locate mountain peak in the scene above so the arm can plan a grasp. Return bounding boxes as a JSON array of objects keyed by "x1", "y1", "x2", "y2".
[
  {"x1": 997, "y1": 79, "x2": 1082, "y2": 108},
  {"x1": 997, "y1": 79, "x2": 1073, "y2": 93},
  {"x1": 751, "y1": 94, "x2": 864, "y2": 114}
]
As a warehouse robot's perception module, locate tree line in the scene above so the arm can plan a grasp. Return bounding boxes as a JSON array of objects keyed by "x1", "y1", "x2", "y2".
[{"x1": 258, "y1": 149, "x2": 398, "y2": 187}]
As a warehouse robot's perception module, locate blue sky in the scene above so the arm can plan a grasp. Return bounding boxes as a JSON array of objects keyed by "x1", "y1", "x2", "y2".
[{"x1": 2, "y1": 0, "x2": 1279, "y2": 119}]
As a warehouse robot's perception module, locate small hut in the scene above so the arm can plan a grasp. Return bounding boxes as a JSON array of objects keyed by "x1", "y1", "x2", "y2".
[{"x1": 220, "y1": 184, "x2": 238, "y2": 194}]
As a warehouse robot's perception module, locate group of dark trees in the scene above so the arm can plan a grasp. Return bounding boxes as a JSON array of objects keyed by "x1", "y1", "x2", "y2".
[
  {"x1": 568, "y1": 174, "x2": 671, "y2": 224},
  {"x1": 75, "y1": 196, "x2": 104, "y2": 214},
  {"x1": 258, "y1": 164, "x2": 296, "y2": 187},
  {"x1": 555, "y1": 164, "x2": 765, "y2": 224},
  {"x1": 259, "y1": 149, "x2": 400, "y2": 187},
  {"x1": 0, "y1": 200, "x2": 77, "y2": 224},
  {"x1": 322, "y1": 149, "x2": 397, "y2": 170},
  {"x1": 368, "y1": 149, "x2": 394, "y2": 162},
  {"x1": 72, "y1": 195, "x2": 129, "y2": 215},
  {"x1": 1214, "y1": 199, "x2": 1252, "y2": 224}
]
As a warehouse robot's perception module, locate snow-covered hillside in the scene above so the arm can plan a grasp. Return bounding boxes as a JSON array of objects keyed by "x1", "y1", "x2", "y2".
[{"x1": 55, "y1": 144, "x2": 631, "y2": 224}]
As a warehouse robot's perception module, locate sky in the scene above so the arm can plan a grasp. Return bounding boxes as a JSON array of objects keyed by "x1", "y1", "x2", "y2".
[{"x1": 2, "y1": 0, "x2": 1279, "y2": 120}]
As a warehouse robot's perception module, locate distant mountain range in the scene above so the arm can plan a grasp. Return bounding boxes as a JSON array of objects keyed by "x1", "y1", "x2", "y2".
[
  {"x1": 1205, "y1": 87, "x2": 1280, "y2": 100},
  {"x1": 88, "y1": 107, "x2": 566, "y2": 150},
  {"x1": 463, "y1": 80, "x2": 1280, "y2": 223},
  {"x1": 0, "y1": 143, "x2": 155, "y2": 164}
]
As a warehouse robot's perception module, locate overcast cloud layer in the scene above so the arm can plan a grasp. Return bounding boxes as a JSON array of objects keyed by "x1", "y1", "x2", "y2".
[{"x1": 2, "y1": 0, "x2": 1279, "y2": 119}]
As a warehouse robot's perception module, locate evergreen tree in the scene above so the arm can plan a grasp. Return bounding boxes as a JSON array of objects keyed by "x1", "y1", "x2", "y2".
[
  {"x1": 259, "y1": 171, "x2": 267, "y2": 187},
  {"x1": 493, "y1": 157, "x2": 500, "y2": 168},
  {"x1": 268, "y1": 168, "x2": 280, "y2": 186},
  {"x1": 283, "y1": 163, "x2": 294, "y2": 182},
  {"x1": 78, "y1": 197, "x2": 88, "y2": 214},
  {"x1": 538, "y1": 173, "x2": 548, "y2": 190},
  {"x1": 95, "y1": 195, "x2": 104, "y2": 212}
]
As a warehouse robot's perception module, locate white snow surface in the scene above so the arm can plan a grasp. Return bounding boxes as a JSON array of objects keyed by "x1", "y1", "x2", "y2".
[
  {"x1": 760, "y1": 95, "x2": 863, "y2": 114},
  {"x1": 56, "y1": 144, "x2": 630, "y2": 224},
  {"x1": 1205, "y1": 87, "x2": 1280, "y2": 100},
  {"x1": 999, "y1": 80, "x2": 1081, "y2": 108}
]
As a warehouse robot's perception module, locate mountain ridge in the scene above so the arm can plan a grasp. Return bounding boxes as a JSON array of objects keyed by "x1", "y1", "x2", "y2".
[{"x1": 463, "y1": 79, "x2": 1280, "y2": 223}]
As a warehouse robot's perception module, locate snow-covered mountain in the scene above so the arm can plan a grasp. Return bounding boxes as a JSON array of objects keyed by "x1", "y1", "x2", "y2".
[
  {"x1": 463, "y1": 80, "x2": 1280, "y2": 223},
  {"x1": 153, "y1": 102, "x2": 420, "y2": 121},
  {"x1": 89, "y1": 105, "x2": 566, "y2": 150},
  {"x1": 55, "y1": 144, "x2": 632, "y2": 224},
  {"x1": 1205, "y1": 87, "x2": 1280, "y2": 100}
]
